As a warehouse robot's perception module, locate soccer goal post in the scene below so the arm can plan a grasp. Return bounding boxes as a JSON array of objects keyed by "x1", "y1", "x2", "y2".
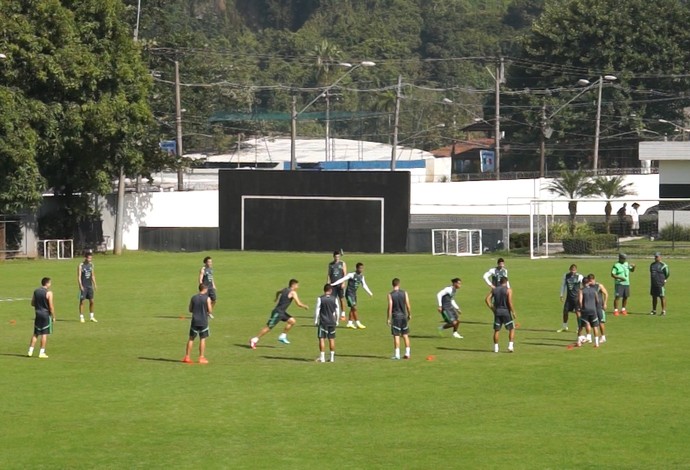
[{"x1": 432, "y1": 229, "x2": 482, "y2": 256}]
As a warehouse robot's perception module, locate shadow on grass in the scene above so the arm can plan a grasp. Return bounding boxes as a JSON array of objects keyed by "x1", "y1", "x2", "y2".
[
  {"x1": 261, "y1": 355, "x2": 313, "y2": 362},
  {"x1": 410, "y1": 334, "x2": 443, "y2": 339},
  {"x1": 0, "y1": 353, "x2": 32, "y2": 358},
  {"x1": 522, "y1": 341, "x2": 568, "y2": 348},
  {"x1": 515, "y1": 327, "x2": 556, "y2": 333},
  {"x1": 233, "y1": 343, "x2": 276, "y2": 350},
  {"x1": 534, "y1": 337, "x2": 573, "y2": 342},
  {"x1": 154, "y1": 315, "x2": 188, "y2": 320},
  {"x1": 436, "y1": 346, "x2": 492, "y2": 353},
  {"x1": 457, "y1": 320, "x2": 492, "y2": 325},
  {"x1": 138, "y1": 357, "x2": 185, "y2": 363},
  {"x1": 337, "y1": 353, "x2": 388, "y2": 360}
]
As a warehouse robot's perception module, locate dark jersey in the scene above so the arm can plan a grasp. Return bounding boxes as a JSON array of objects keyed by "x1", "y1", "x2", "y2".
[
  {"x1": 390, "y1": 289, "x2": 408, "y2": 318},
  {"x1": 328, "y1": 261, "x2": 345, "y2": 283},
  {"x1": 581, "y1": 284, "x2": 600, "y2": 313},
  {"x1": 275, "y1": 288, "x2": 293, "y2": 313},
  {"x1": 491, "y1": 268, "x2": 508, "y2": 287},
  {"x1": 189, "y1": 293, "x2": 209, "y2": 326},
  {"x1": 593, "y1": 283, "x2": 604, "y2": 306},
  {"x1": 317, "y1": 294, "x2": 338, "y2": 327},
  {"x1": 201, "y1": 267, "x2": 214, "y2": 287},
  {"x1": 563, "y1": 272, "x2": 583, "y2": 301},
  {"x1": 346, "y1": 273, "x2": 364, "y2": 297},
  {"x1": 80, "y1": 262, "x2": 94, "y2": 287},
  {"x1": 440, "y1": 288, "x2": 457, "y2": 311},
  {"x1": 492, "y1": 285, "x2": 510, "y2": 312},
  {"x1": 650, "y1": 261, "x2": 669, "y2": 288},
  {"x1": 33, "y1": 287, "x2": 50, "y2": 314}
]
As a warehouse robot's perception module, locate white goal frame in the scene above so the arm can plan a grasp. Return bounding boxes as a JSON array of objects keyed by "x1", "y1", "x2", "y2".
[
  {"x1": 241, "y1": 195, "x2": 385, "y2": 253},
  {"x1": 38, "y1": 239, "x2": 74, "y2": 260},
  {"x1": 432, "y1": 229, "x2": 483, "y2": 256}
]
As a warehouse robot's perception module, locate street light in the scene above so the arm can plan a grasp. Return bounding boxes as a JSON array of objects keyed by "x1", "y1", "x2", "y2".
[
  {"x1": 577, "y1": 75, "x2": 617, "y2": 171},
  {"x1": 290, "y1": 61, "x2": 375, "y2": 170},
  {"x1": 658, "y1": 119, "x2": 690, "y2": 141}
]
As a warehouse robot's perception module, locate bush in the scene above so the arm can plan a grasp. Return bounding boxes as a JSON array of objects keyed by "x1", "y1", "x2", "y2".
[
  {"x1": 562, "y1": 234, "x2": 618, "y2": 254},
  {"x1": 548, "y1": 222, "x2": 595, "y2": 241},
  {"x1": 659, "y1": 224, "x2": 690, "y2": 241},
  {"x1": 509, "y1": 232, "x2": 531, "y2": 249}
]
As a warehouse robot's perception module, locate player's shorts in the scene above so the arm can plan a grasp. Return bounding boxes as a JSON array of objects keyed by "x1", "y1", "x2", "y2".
[
  {"x1": 346, "y1": 293, "x2": 357, "y2": 308},
  {"x1": 579, "y1": 310, "x2": 600, "y2": 327},
  {"x1": 206, "y1": 287, "x2": 217, "y2": 302},
  {"x1": 390, "y1": 315, "x2": 409, "y2": 336},
  {"x1": 632, "y1": 221, "x2": 640, "y2": 230},
  {"x1": 189, "y1": 324, "x2": 210, "y2": 339},
  {"x1": 563, "y1": 297, "x2": 579, "y2": 313},
  {"x1": 493, "y1": 309, "x2": 514, "y2": 331},
  {"x1": 331, "y1": 284, "x2": 344, "y2": 299},
  {"x1": 34, "y1": 312, "x2": 52, "y2": 336},
  {"x1": 317, "y1": 325, "x2": 336, "y2": 339},
  {"x1": 597, "y1": 309, "x2": 606, "y2": 324},
  {"x1": 650, "y1": 285, "x2": 665, "y2": 298},
  {"x1": 267, "y1": 309, "x2": 292, "y2": 329},
  {"x1": 79, "y1": 287, "x2": 94, "y2": 301},
  {"x1": 440, "y1": 308, "x2": 458, "y2": 324},
  {"x1": 614, "y1": 285, "x2": 630, "y2": 298}
]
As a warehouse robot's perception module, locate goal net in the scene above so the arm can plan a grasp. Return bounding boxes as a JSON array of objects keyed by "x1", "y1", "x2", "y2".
[{"x1": 432, "y1": 229, "x2": 482, "y2": 256}]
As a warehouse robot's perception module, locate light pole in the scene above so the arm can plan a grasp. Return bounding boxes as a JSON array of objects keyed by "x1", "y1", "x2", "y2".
[
  {"x1": 577, "y1": 75, "x2": 617, "y2": 171},
  {"x1": 658, "y1": 119, "x2": 690, "y2": 141},
  {"x1": 290, "y1": 61, "x2": 375, "y2": 170}
]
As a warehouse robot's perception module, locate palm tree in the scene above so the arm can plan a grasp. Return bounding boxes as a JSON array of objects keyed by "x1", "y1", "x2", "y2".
[
  {"x1": 593, "y1": 176, "x2": 637, "y2": 233},
  {"x1": 309, "y1": 39, "x2": 343, "y2": 85},
  {"x1": 545, "y1": 170, "x2": 596, "y2": 234}
]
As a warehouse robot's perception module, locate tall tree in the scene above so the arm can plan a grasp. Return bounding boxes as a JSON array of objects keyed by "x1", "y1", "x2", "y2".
[
  {"x1": 545, "y1": 170, "x2": 596, "y2": 234},
  {"x1": 593, "y1": 176, "x2": 636, "y2": 234}
]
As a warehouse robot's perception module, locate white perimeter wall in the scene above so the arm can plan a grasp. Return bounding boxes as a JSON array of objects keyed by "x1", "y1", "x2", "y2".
[{"x1": 105, "y1": 174, "x2": 660, "y2": 250}]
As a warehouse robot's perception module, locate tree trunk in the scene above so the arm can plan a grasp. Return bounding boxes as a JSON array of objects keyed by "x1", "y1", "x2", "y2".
[
  {"x1": 605, "y1": 201, "x2": 612, "y2": 234},
  {"x1": 568, "y1": 201, "x2": 577, "y2": 235}
]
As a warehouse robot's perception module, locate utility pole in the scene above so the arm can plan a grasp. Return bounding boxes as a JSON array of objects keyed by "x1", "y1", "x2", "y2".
[
  {"x1": 494, "y1": 58, "x2": 502, "y2": 180},
  {"x1": 113, "y1": 166, "x2": 125, "y2": 255},
  {"x1": 390, "y1": 75, "x2": 402, "y2": 171},
  {"x1": 593, "y1": 75, "x2": 603, "y2": 173},
  {"x1": 540, "y1": 101, "x2": 546, "y2": 178},
  {"x1": 290, "y1": 96, "x2": 297, "y2": 170},
  {"x1": 175, "y1": 60, "x2": 184, "y2": 191},
  {"x1": 324, "y1": 90, "x2": 330, "y2": 161}
]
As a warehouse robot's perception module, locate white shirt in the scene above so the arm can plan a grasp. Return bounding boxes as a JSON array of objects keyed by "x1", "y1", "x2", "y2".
[
  {"x1": 436, "y1": 286, "x2": 460, "y2": 310},
  {"x1": 330, "y1": 272, "x2": 373, "y2": 296}
]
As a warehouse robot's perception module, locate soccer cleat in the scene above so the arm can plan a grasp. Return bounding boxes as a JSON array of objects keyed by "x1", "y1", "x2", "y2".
[
  {"x1": 208, "y1": 313, "x2": 214, "y2": 320},
  {"x1": 508, "y1": 348, "x2": 514, "y2": 353},
  {"x1": 329, "y1": 358, "x2": 335, "y2": 363},
  {"x1": 278, "y1": 336, "x2": 290, "y2": 344},
  {"x1": 198, "y1": 357, "x2": 208, "y2": 364},
  {"x1": 661, "y1": 311, "x2": 667, "y2": 316},
  {"x1": 356, "y1": 322, "x2": 366, "y2": 329},
  {"x1": 249, "y1": 339, "x2": 257, "y2": 350},
  {"x1": 600, "y1": 337, "x2": 607, "y2": 343},
  {"x1": 437, "y1": 325, "x2": 445, "y2": 337},
  {"x1": 650, "y1": 310, "x2": 657, "y2": 316},
  {"x1": 556, "y1": 327, "x2": 569, "y2": 333},
  {"x1": 621, "y1": 309, "x2": 628, "y2": 316},
  {"x1": 452, "y1": 332, "x2": 464, "y2": 339},
  {"x1": 403, "y1": 355, "x2": 410, "y2": 360},
  {"x1": 38, "y1": 353, "x2": 49, "y2": 359},
  {"x1": 391, "y1": 356, "x2": 400, "y2": 360},
  {"x1": 182, "y1": 356, "x2": 193, "y2": 363},
  {"x1": 90, "y1": 317, "x2": 98, "y2": 323},
  {"x1": 80, "y1": 317, "x2": 85, "y2": 323},
  {"x1": 613, "y1": 310, "x2": 619, "y2": 316},
  {"x1": 346, "y1": 323, "x2": 357, "y2": 329},
  {"x1": 27, "y1": 352, "x2": 33, "y2": 357}
]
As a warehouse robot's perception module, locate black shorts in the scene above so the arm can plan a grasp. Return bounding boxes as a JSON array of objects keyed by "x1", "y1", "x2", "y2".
[
  {"x1": 267, "y1": 309, "x2": 291, "y2": 329},
  {"x1": 317, "y1": 325, "x2": 336, "y2": 339},
  {"x1": 189, "y1": 324, "x2": 210, "y2": 339},
  {"x1": 493, "y1": 310, "x2": 514, "y2": 331},
  {"x1": 614, "y1": 285, "x2": 630, "y2": 299},
  {"x1": 331, "y1": 284, "x2": 344, "y2": 299},
  {"x1": 563, "y1": 297, "x2": 579, "y2": 313},
  {"x1": 80, "y1": 287, "x2": 94, "y2": 301},
  {"x1": 441, "y1": 308, "x2": 458, "y2": 324},
  {"x1": 346, "y1": 292, "x2": 357, "y2": 308},
  {"x1": 391, "y1": 315, "x2": 409, "y2": 336},
  {"x1": 34, "y1": 312, "x2": 52, "y2": 336},
  {"x1": 650, "y1": 285, "x2": 665, "y2": 298},
  {"x1": 579, "y1": 310, "x2": 600, "y2": 327},
  {"x1": 207, "y1": 288, "x2": 217, "y2": 302}
]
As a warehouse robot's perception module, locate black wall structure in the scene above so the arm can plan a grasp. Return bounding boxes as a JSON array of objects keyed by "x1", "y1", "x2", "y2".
[
  {"x1": 219, "y1": 170, "x2": 410, "y2": 252},
  {"x1": 139, "y1": 227, "x2": 219, "y2": 252}
]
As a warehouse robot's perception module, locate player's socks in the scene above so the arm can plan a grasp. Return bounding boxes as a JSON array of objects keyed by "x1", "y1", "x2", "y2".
[
  {"x1": 356, "y1": 321, "x2": 366, "y2": 329},
  {"x1": 600, "y1": 335, "x2": 607, "y2": 343},
  {"x1": 585, "y1": 334, "x2": 592, "y2": 342},
  {"x1": 319, "y1": 352, "x2": 325, "y2": 362},
  {"x1": 621, "y1": 308, "x2": 627, "y2": 316},
  {"x1": 80, "y1": 314, "x2": 85, "y2": 323},
  {"x1": 249, "y1": 337, "x2": 258, "y2": 349},
  {"x1": 393, "y1": 348, "x2": 400, "y2": 359},
  {"x1": 661, "y1": 310, "x2": 667, "y2": 316},
  {"x1": 27, "y1": 347, "x2": 34, "y2": 357},
  {"x1": 594, "y1": 337, "x2": 600, "y2": 347},
  {"x1": 404, "y1": 347, "x2": 410, "y2": 359},
  {"x1": 39, "y1": 349, "x2": 48, "y2": 359},
  {"x1": 346, "y1": 321, "x2": 356, "y2": 329},
  {"x1": 493, "y1": 344, "x2": 499, "y2": 353},
  {"x1": 508, "y1": 341, "x2": 514, "y2": 352},
  {"x1": 90, "y1": 312, "x2": 98, "y2": 322},
  {"x1": 330, "y1": 352, "x2": 335, "y2": 362}
]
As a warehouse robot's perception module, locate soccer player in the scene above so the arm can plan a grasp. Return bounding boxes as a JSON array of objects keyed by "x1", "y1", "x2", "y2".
[
  {"x1": 436, "y1": 278, "x2": 464, "y2": 339},
  {"x1": 182, "y1": 284, "x2": 213, "y2": 364},
  {"x1": 485, "y1": 277, "x2": 516, "y2": 353},
  {"x1": 199, "y1": 256, "x2": 217, "y2": 315},
  {"x1": 649, "y1": 252, "x2": 670, "y2": 316},
  {"x1": 326, "y1": 251, "x2": 347, "y2": 319},
  {"x1": 589, "y1": 274, "x2": 609, "y2": 343},
  {"x1": 483, "y1": 257, "x2": 509, "y2": 289},
  {"x1": 78, "y1": 251, "x2": 97, "y2": 323},
  {"x1": 27, "y1": 277, "x2": 56, "y2": 359},
  {"x1": 577, "y1": 274, "x2": 602, "y2": 347},
  {"x1": 331, "y1": 262, "x2": 373, "y2": 329},
  {"x1": 387, "y1": 278, "x2": 412, "y2": 360},
  {"x1": 314, "y1": 284, "x2": 339, "y2": 363},
  {"x1": 611, "y1": 253, "x2": 635, "y2": 316},
  {"x1": 249, "y1": 279, "x2": 309, "y2": 349},
  {"x1": 558, "y1": 264, "x2": 583, "y2": 332}
]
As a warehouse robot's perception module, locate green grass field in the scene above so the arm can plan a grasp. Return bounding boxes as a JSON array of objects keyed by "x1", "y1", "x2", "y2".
[{"x1": 2, "y1": 251, "x2": 689, "y2": 469}]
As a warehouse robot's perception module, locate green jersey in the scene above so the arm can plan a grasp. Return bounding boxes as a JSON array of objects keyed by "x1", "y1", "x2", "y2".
[{"x1": 611, "y1": 262, "x2": 632, "y2": 286}]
